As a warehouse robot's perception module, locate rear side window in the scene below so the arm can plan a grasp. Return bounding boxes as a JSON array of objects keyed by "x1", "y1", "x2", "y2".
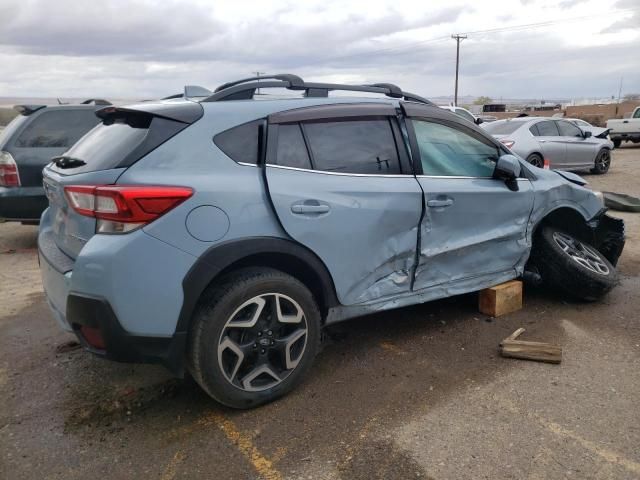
[
  {"x1": 529, "y1": 124, "x2": 540, "y2": 136},
  {"x1": 274, "y1": 124, "x2": 311, "y2": 169},
  {"x1": 214, "y1": 119, "x2": 262, "y2": 164},
  {"x1": 535, "y1": 121, "x2": 560, "y2": 136},
  {"x1": 14, "y1": 109, "x2": 99, "y2": 148},
  {"x1": 556, "y1": 121, "x2": 582, "y2": 137},
  {"x1": 303, "y1": 119, "x2": 401, "y2": 174}
]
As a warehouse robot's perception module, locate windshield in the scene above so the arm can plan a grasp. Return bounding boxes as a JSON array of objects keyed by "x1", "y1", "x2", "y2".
[{"x1": 482, "y1": 121, "x2": 523, "y2": 135}]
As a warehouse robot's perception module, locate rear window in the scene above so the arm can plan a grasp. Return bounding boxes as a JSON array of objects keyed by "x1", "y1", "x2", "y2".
[
  {"x1": 58, "y1": 116, "x2": 150, "y2": 172},
  {"x1": 535, "y1": 121, "x2": 560, "y2": 136},
  {"x1": 482, "y1": 121, "x2": 522, "y2": 135},
  {"x1": 14, "y1": 109, "x2": 100, "y2": 148}
]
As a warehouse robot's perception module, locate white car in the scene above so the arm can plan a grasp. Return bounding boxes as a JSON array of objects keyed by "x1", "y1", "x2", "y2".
[
  {"x1": 564, "y1": 118, "x2": 610, "y2": 139},
  {"x1": 606, "y1": 106, "x2": 640, "y2": 148},
  {"x1": 439, "y1": 105, "x2": 484, "y2": 125}
]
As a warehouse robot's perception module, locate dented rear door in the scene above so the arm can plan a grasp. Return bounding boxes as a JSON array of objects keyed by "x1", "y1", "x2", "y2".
[{"x1": 264, "y1": 103, "x2": 423, "y2": 305}]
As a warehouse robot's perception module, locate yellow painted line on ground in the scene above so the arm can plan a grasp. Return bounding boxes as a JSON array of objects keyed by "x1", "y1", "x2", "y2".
[
  {"x1": 379, "y1": 341, "x2": 407, "y2": 355},
  {"x1": 198, "y1": 412, "x2": 283, "y2": 480},
  {"x1": 496, "y1": 395, "x2": 640, "y2": 475},
  {"x1": 544, "y1": 420, "x2": 640, "y2": 475},
  {"x1": 160, "y1": 450, "x2": 186, "y2": 480}
]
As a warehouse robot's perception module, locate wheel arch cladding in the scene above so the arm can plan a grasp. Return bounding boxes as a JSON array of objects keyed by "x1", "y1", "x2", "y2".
[{"x1": 176, "y1": 237, "x2": 339, "y2": 336}]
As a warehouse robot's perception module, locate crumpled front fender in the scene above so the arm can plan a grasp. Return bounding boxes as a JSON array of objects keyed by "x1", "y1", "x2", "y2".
[{"x1": 589, "y1": 211, "x2": 625, "y2": 266}]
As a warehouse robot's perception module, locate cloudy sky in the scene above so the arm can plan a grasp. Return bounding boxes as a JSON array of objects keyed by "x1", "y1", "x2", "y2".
[{"x1": 0, "y1": 0, "x2": 638, "y2": 100}]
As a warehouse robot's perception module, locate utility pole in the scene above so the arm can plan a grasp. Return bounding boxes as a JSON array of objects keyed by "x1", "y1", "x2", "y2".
[
  {"x1": 451, "y1": 34, "x2": 467, "y2": 106},
  {"x1": 253, "y1": 71, "x2": 266, "y2": 94}
]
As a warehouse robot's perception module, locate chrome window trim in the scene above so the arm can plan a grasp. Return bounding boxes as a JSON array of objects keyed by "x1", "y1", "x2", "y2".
[{"x1": 265, "y1": 163, "x2": 412, "y2": 178}]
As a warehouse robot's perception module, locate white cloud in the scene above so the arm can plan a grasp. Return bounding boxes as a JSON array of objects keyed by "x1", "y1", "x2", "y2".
[{"x1": 0, "y1": 0, "x2": 637, "y2": 99}]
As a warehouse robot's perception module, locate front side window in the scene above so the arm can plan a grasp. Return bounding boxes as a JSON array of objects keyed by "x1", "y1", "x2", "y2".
[
  {"x1": 534, "y1": 121, "x2": 560, "y2": 137},
  {"x1": 556, "y1": 121, "x2": 583, "y2": 137},
  {"x1": 411, "y1": 120, "x2": 498, "y2": 177},
  {"x1": 14, "y1": 109, "x2": 100, "y2": 148},
  {"x1": 302, "y1": 118, "x2": 401, "y2": 174}
]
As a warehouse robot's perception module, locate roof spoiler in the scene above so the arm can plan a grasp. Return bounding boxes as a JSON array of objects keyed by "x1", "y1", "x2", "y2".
[
  {"x1": 95, "y1": 101, "x2": 203, "y2": 124},
  {"x1": 13, "y1": 105, "x2": 46, "y2": 116},
  {"x1": 81, "y1": 99, "x2": 112, "y2": 105}
]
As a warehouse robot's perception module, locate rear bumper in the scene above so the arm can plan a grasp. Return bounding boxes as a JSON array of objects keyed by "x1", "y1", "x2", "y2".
[
  {"x1": 0, "y1": 186, "x2": 47, "y2": 222},
  {"x1": 66, "y1": 294, "x2": 186, "y2": 375},
  {"x1": 609, "y1": 132, "x2": 640, "y2": 141}
]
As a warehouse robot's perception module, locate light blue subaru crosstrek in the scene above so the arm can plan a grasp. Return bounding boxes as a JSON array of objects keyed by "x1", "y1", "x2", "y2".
[{"x1": 38, "y1": 74, "x2": 625, "y2": 408}]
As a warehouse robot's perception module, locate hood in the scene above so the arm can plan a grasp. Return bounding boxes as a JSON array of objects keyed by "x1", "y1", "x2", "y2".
[{"x1": 554, "y1": 170, "x2": 588, "y2": 186}]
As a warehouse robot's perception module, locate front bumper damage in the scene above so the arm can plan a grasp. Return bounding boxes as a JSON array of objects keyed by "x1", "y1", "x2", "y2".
[{"x1": 588, "y1": 211, "x2": 625, "y2": 267}]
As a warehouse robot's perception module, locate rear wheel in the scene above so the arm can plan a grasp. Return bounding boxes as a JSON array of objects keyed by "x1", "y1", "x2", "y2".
[
  {"x1": 531, "y1": 226, "x2": 617, "y2": 301},
  {"x1": 188, "y1": 267, "x2": 321, "y2": 409},
  {"x1": 590, "y1": 149, "x2": 611, "y2": 174},
  {"x1": 526, "y1": 153, "x2": 544, "y2": 168},
  {"x1": 612, "y1": 139, "x2": 621, "y2": 148}
]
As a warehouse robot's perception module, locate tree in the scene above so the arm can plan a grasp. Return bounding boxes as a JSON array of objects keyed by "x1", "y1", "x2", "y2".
[
  {"x1": 474, "y1": 96, "x2": 493, "y2": 105},
  {"x1": 623, "y1": 93, "x2": 640, "y2": 101}
]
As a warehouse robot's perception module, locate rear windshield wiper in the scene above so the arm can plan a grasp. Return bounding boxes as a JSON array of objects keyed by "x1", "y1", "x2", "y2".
[{"x1": 52, "y1": 156, "x2": 86, "y2": 169}]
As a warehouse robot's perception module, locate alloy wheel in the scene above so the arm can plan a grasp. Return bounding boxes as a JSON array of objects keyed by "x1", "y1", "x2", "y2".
[
  {"x1": 552, "y1": 232, "x2": 610, "y2": 276},
  {"x1": 596, "y1": 150, "x2": 611, "y2": 171},
  {"x1": 217, "y1": 293, "x2": 308, "y2": 392}
]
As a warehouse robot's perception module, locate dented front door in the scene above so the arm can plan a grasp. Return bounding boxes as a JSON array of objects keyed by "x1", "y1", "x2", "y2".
[
  {"x1": 402, "y1": 105, "x2": 535, "y2": 291},
  {"x1": 264, "y1": 106, "x2": 423, "y2": 305}
]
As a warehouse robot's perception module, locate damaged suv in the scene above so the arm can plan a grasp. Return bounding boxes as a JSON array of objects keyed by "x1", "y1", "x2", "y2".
[{"x1": 38, "y1": 75, "x2": 625, "y2": 409}]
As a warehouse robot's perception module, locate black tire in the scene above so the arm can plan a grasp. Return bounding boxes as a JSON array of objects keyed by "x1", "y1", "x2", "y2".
[
  {"x1": 612, "y1": 139, "x2": 621, "y2": 148},
  {"x1": 531, "y1": 226, "x2": 617, "y2": 301},
  {"x1": 590, "y1": 149, "x2": 611, "y2": 174},
  {"x1": 188, "y1": 267, "x2": 321, "y2": 409},
  {"x1": 526, "y1": 153, "x2": 544, "y2": 168}
]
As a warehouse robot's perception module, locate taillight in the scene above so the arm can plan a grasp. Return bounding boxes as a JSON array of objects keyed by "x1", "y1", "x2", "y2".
[
  {"x1": 64, "y1": 185, "x2": 193, "y2": 233},
  {"x1": 500, "y1": 139, "x2": 515, "y2": 149},
  {"x1": 0, "y1": 151, "x2": 21, "y2": 187}
]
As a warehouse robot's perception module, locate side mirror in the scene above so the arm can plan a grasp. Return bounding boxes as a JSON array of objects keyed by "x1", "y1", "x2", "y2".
[
  {"x1": 583, "y1": 130, "x2": 592, "y2": 138},
  {"x1": 494, "y1": 154, "x2": 521, "y2": 191},
  {"x1": 475, "y1": 117, "x2": 484, "y2": 125}
]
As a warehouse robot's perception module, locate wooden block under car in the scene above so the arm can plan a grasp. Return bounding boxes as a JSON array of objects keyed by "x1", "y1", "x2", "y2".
[{"x1": 478, "y1": 280, "x2": 523, "y2": 317}]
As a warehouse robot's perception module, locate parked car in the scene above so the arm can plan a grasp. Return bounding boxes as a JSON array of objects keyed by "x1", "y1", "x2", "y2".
[
  {"x1": 564, "y1": 118, "x2": 610, "y2": 139},
  {"x1": 0, "y1": 100, "x2": 109, "y2": 223},
  {"x1": 606, "y1": 106, "x2": 640, "y2": 148},
  {"x1": 39, "y1": 75, "x2": 624, "y2": 408},
  {"x1": 439, "y1": 105, "x2": 484, "y2": 125},
  {"x1": 482, "y1": 117, "x2": 614, "y2": 174}
]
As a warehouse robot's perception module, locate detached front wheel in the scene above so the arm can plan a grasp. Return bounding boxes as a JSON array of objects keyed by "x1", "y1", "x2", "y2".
[
  {"x1": 188, "y1": 268, "x2": 321, "y2": 409},
  {"x1": 532, "y1": 226, "x2": 617, "y2": 301}
]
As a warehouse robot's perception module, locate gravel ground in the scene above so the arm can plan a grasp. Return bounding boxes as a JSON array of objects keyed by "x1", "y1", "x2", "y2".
[{"x1": 1, "y1": 145, "x2": 639, "y2": 480}]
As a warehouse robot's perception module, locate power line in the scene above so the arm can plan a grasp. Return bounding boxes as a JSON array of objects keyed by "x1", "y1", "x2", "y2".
[{"x1": 298, "y1": 7, "x2": 638, "y2": 67}]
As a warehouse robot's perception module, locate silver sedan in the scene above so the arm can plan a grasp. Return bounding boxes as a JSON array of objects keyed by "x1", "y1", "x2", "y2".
[{"x1": 482, "y1": 117, "x2": 614, "y2": 174}]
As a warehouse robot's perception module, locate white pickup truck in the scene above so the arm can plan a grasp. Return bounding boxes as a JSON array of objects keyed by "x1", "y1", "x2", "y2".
[{"x1": 606, "y1": 106, "x2": 640, "y2": 148}]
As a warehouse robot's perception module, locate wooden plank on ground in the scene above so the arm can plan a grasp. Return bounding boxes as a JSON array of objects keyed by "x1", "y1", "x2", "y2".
[{"x1": 499, "y1": 328, "x2": 562, "y2": 364}]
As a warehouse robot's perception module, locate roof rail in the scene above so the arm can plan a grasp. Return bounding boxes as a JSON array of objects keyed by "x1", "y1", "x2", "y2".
[
  {"x1": 81, "y1": 99, "x2": 112, "y2": 105},
  {"x1": 201, "y1": 73, "x2": 433, "y2": 105}
]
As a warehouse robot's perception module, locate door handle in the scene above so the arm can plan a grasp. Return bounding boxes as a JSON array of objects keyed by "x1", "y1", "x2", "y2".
[
  {"x1": 291, "y1": 203, "x2": 330, "y2": 214},
  {"x1": 427, "y1": 198, "x2": 454, "y2": 208},
  {"x1": 539, "y1": 139, "x2": 547, "y2": 143}
]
